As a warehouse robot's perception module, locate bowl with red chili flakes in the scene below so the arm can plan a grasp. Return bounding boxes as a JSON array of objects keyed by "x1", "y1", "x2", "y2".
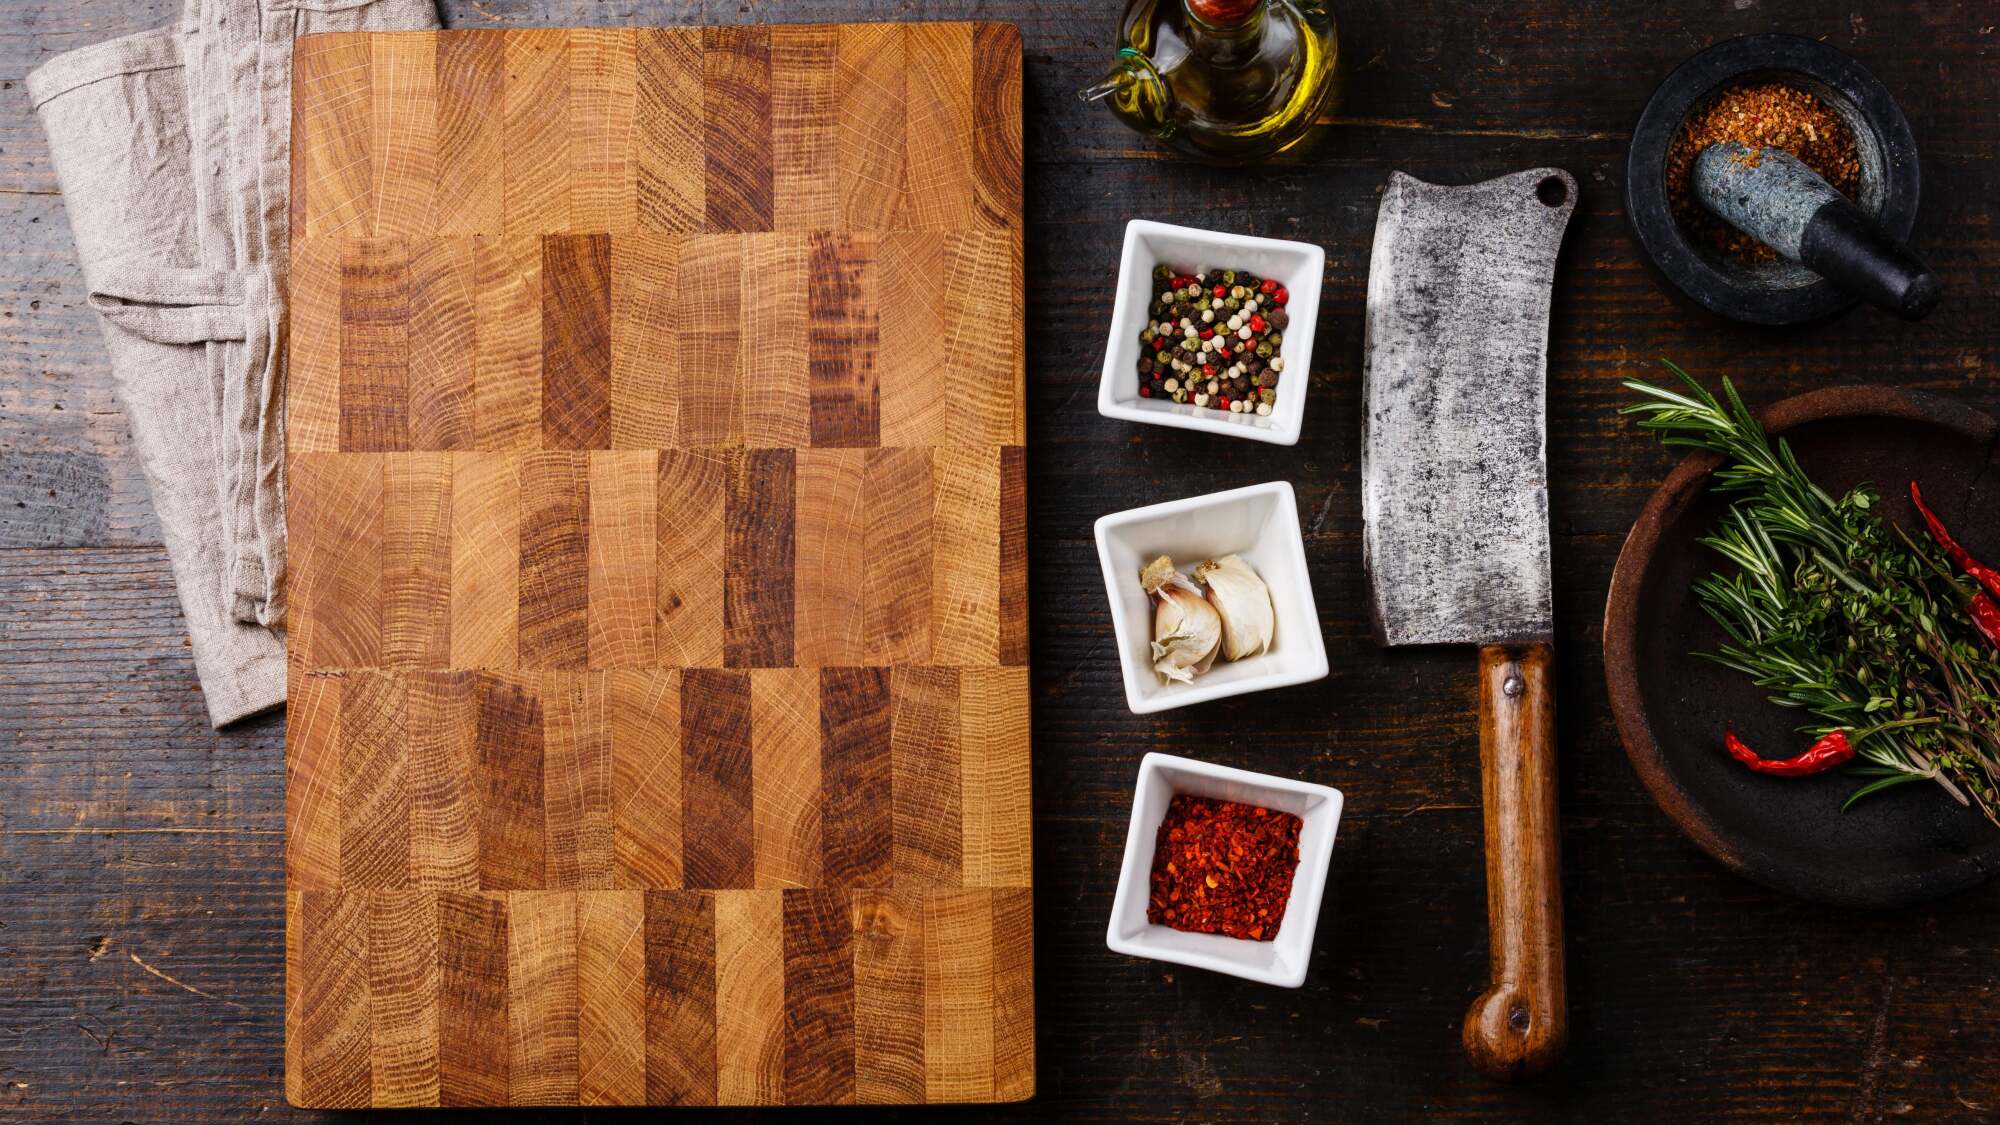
[
  {"x1": 1107, "y1": 752, "x2": 1343, "y2": 988},
  {"x1": 1097, "y1": 220, "x2": 1324, "y2": 446}
]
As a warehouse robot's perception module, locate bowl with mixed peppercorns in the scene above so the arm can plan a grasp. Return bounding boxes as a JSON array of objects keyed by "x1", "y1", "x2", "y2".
[{"x1": 1098, "y1": 220, "x2": 1324, "y2": 446}]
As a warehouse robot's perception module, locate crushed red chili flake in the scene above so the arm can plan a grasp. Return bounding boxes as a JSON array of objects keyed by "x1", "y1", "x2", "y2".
[
  {"x1": 1666, "y1": 81, "x2": 1862, "y2": 262},
  {"x1": 1147, "y1": 794, "x2": 1302, "y2": 942}
]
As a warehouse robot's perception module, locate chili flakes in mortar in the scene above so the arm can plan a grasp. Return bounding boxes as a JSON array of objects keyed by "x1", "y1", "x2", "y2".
[{"x1": 1666, "y1": 80, "x2": 1862, "y2": 261}]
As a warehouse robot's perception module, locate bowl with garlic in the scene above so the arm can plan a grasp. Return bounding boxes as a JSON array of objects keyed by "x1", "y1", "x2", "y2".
[
  {"x1": 1095, "y1": 481, "x2": 1329, "y2": 713},
  {"x1": 1097, "y1": 219, "x2": 1323, "y2": 446}
]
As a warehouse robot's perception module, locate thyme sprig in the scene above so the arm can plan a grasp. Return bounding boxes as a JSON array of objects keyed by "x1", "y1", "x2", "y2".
[{"x1": 1623, "y1": 362, "x2": 2000, "y2": 825}]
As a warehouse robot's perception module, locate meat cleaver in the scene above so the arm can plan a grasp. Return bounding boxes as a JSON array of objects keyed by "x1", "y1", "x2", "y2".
[{"x1": 1360, "y1": 168, "x2": 1577, "y2": 1081}]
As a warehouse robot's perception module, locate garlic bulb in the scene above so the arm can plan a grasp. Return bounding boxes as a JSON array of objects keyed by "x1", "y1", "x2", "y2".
[
  {"x1": 1141, "y1": 555, "x2": 1221, "y2": 684},
  {"x1": 1195, "y1": 554, "x2": 1274, "y2": 661}
]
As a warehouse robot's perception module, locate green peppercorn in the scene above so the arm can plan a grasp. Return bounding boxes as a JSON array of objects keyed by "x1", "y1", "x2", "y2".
[
  {"x1": 1260, "y1": 388, "x2": 1276, "y2": 405},
  {"x1": 1222, "y1": 270, "x2": 1237, "y2": 284},
  {"x1": 1195, "y1": 296, "x2": 1210, "y2": 311},
  {"x1": 1224, "y1": 297, "x2": 1241, "y2": 311},
  {"x1": 1256, "y1": 342, "x2": 1273, "y2": 358},
  {"x1": 1153, "y1": 264, "x2": 1172, "y2": 281},
  {"x1": 1268, "y1": 332, "x2": 1283, "y2": 347}
]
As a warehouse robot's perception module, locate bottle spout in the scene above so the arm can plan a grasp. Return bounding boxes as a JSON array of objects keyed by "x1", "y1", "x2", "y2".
[
  {"x1": 1078, "y1": 69, "x2": 1134, "y2": 104},
  {"x1": 1080, "y1": 53, "x2": 1175, "y2": 139}
]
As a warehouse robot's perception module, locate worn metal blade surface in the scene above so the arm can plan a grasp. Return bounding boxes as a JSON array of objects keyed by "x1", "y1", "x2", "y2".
[{"x1": 1361, "y1": 168, "x2": 1576, "y2": 647}]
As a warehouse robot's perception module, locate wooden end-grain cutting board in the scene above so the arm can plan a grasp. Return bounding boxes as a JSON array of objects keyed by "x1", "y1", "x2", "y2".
[{"x1": 281, "y1": 24, "x2": 1028, "y2": 1108}]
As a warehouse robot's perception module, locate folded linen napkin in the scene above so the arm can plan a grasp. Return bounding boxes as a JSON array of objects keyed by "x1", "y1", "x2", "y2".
[{"x1": 29, "y1": 0, "x2": 440, "y2": 726}]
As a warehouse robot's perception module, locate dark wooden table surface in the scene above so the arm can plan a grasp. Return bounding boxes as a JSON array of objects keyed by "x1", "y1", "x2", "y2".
[{"x1": 5, "y1": 1, "x2": 1999, "y2": 1120}]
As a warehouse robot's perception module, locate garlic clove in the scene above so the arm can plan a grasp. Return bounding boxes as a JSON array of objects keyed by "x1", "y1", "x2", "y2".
[
  {"x1": 1141, "y1": 555, "x2": 1221, "y2": 684},
  {"x1": 1195, "y1": 554, "x2": 1275, "y2": 661},
  {"x1": 1151, "y1": 585, "x2": 1222, "y2": 683}
]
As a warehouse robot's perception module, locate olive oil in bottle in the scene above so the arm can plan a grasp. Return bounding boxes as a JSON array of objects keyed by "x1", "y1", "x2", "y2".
[{"x1": 1081, "y1": 0, "x2": 1340, "y2": 164}]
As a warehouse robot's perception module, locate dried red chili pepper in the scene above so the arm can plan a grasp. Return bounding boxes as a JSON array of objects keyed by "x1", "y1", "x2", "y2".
[
  {"x1": 1722, "y1": 726, "x2": 1853, "y2": 777},
  {"x1": 1971, "y1": 593, "x2": 2000, "y2": 649},
  {"x1": 1909, "y1": 481, "x2": 2000, "y2": 599},
  {"x1": 1147, "y1": 794, "x2": 1301, "y2": 942}
]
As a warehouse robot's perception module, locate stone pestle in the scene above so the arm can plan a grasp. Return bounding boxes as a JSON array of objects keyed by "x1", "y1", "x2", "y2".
[{"x1": 1693, "y1": 140, "x2": 1940, "y2": 321}]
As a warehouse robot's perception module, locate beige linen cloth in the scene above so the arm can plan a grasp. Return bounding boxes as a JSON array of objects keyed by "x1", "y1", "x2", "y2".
[{"x1": 29, "y1": 0, "x2": 438, "y2": 726}]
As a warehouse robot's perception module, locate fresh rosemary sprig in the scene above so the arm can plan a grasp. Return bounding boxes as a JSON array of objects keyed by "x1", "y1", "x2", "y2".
[{"x1": 1623, "y1": 362, "x2": 2000, "y2": 826}]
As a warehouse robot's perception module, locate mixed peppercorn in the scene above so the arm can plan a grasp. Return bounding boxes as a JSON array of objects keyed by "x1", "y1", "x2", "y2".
[
  {"x1": 1136, "y1": 263, "x2": 1290, "y2": 416},
  {"x1": 1147, "y1": 793, "x2": 1301, "y2": 942}
]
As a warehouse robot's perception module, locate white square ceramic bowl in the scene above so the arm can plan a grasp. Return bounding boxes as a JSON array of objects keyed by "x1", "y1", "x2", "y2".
[
  {"x1": 1106, "y1": 752, "x2": 1344, "y2": 988},
  {"x1": 1094, "y1": 480, "x2": 1328, "y2": 714},
  {"x1": 1097, "y1": 219, "x2": 1324, "y2": 446}
]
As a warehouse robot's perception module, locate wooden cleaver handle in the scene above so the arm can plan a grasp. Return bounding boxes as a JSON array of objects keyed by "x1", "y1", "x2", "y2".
[{"x1": 1463, "y1": 643, "x2": 1567, "y2": 1082}]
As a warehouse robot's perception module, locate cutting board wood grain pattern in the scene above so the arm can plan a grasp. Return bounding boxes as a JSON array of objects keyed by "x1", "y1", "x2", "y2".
[{"x1": 282, "y1": 24, "x2": 1029, "y2": 1108}]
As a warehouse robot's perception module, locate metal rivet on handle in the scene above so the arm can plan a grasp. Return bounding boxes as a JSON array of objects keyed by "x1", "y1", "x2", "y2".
[{"x1": 1503, "y1": 673, "x2": 1525, "y2": 697}]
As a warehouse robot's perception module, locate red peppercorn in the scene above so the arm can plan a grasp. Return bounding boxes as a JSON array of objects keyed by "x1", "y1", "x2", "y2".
[
  {"x1": 1249, "y1": 314, "x2": 1267, "y2": 333},
  {"x1": 1219, "y1": 396, "x2": 1231, "y2": 409},
  {"x1": 1202, "y1": 364, "x2": 1216, "y2": 377},
  {"x1": 1259, "y1": 278, "x2": 1277, "y2": 294},
  {"x1": 1138, "y1": 384, "x2": 1152, "y2": 398},
  {"x1": 1215, "y1": 345, "x2": 1231, "y2": 359},
  {"x1": 1212, "y1": 284, "x2": 1228, "y2": 299},
  {"x1": 1152, "y1": 337, "x2": 1167, "y2": 352},
  {"x1": 1274, "y1": 286, "x2": 1289, "y2": 306},
  {"x1": 1198, "y1": 328, "x2": 1214, "y2": 340}
]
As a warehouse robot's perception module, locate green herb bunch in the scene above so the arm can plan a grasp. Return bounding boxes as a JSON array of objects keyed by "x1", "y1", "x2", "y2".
[{"x1": 1623, "y1": 363, "x2": 2000, "y2": 826}]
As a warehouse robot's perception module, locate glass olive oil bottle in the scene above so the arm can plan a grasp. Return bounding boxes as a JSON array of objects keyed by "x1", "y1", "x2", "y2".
[{"x1": 1081, "y1": 0, "x2": 1340, "y2": 164}]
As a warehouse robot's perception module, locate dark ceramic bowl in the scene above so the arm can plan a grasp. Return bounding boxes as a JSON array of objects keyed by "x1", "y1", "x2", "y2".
[
  {"x1": 1605, "y1": 385, "x2": 2000, "y2": 908},
  {"x1": 1625, "y1": 34, "x2": 1920, "y2": 326}
]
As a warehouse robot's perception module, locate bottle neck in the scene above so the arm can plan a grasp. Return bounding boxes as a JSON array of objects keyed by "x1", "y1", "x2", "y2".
[{"x1": 1180, "y1": 0, "x2": 1267, "y2": 64}]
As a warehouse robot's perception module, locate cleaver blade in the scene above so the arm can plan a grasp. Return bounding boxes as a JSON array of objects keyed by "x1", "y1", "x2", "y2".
[{"x1": 1361, "y1": 168, "x2": 1575, "y2": 648}]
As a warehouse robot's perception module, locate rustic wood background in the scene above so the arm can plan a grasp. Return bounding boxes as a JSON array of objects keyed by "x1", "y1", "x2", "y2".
[{"x1": 4, "y1": 0, "x2": 1998, "y2": 1120}]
